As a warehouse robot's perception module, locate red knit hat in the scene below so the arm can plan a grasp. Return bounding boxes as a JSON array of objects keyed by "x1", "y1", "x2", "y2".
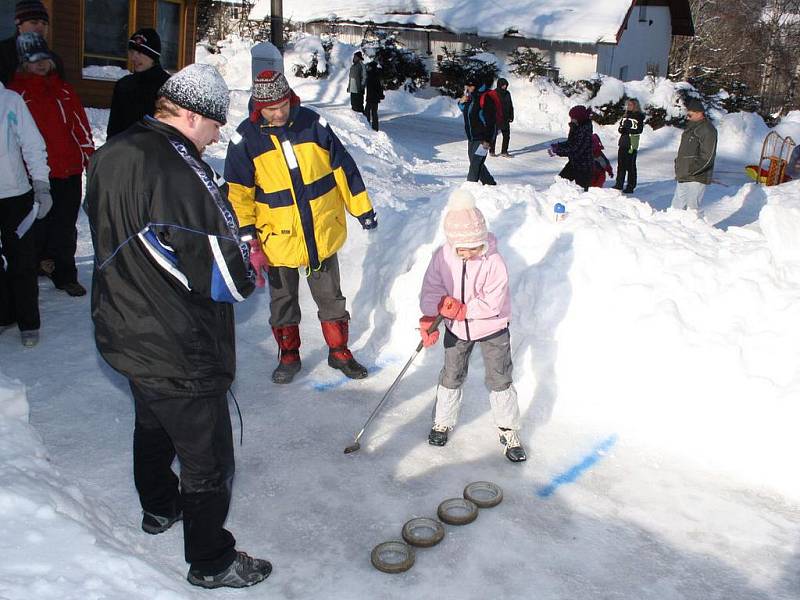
[
  {"x1": 252, "y1": 70, "x2": 291, "y2": 108},
  {"x1": 568, "y1": 105, "x2": 591, "y2": 123}
]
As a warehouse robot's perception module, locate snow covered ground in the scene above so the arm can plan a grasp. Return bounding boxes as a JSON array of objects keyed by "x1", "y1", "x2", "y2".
[{"x1": 1, "y1": 38, "x2": 799, "y2": 599}]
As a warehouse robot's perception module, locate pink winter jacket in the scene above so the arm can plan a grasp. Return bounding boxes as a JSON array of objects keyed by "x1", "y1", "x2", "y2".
[{"x1": 420, "y1": 233, "x2": 511, "y2": 341}]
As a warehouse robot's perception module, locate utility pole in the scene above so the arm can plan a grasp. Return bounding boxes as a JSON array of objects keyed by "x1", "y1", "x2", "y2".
[{"x1": 270, "y1": 0, "x2": 283, "y2": 52}]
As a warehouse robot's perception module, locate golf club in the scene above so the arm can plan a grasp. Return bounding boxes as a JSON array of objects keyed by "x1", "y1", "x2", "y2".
[{"x1": 344, "y1": 315, "x2": 444, "y2": 454}]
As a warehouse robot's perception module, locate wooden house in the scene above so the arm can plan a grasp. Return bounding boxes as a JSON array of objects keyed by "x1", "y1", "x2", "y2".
[{"x1": 0, "y1": 0, "x2": 199, "y2": 107}]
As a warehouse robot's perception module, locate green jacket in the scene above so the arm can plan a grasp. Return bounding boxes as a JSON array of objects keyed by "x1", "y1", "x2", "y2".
[{"x1": 674, "y1": 118, "x2": 717, "y2": 184}]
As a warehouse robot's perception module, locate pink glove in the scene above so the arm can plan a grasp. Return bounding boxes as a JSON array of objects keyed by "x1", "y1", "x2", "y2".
[
  {"x1": 438, "y1": 296, "x2": 467, "y2": 321},
  {"x1": 248, "y1": 239, "x2": 269, "y2": 288},
  {"x1": 419, "y1": 316, "x2": 440, "y2": 347}
]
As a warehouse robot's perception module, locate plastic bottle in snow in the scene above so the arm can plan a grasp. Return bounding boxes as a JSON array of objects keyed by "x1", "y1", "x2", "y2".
[{"x1": 554, "y1": 202, "x2": 566, "y2": 222}]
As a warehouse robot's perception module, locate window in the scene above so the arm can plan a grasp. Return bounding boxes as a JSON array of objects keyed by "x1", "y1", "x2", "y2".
[
  {"x1": 157, "y1": 0, "x2": 184, "y2": 72},
  {"x1": 0, "y1": 0, "x2": 16, "y2": 39},
  {"x1": 83, "y1": 0, "x2": 131, "y2": 68},
  {"x1": 618, "y1": 65, "x2": 628, "y2": 81}
]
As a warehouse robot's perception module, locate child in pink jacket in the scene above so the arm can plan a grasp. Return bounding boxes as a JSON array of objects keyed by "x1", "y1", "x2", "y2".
[{"x1": 418, "y1": 188, "x2": 526, "y2": 462}]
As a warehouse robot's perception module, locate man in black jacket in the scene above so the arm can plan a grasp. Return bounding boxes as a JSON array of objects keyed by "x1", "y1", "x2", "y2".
[
  {"x1": 106, "y1": 28, "x2": 171, "y2": 138},
  {"x1": 458, "y1": 77, "x2": 496, "y2": 185},
  {"x1": 614, "y1": 98, "x2": 644, "y2": 193},
  {"x1": 671, "y1": 98, "x2": 717, "y2": 217},
  {"x1": 491, "y1": 78, "x2": 514, "y2": 157},
  {"x1": 0, "y1": 0, "x2": 65, "y2": 85},
  {"x1": 363, "y1": 59, "x2": 384, "y2": 131},
  {"x1": 85, "y1": 63, "x2": 271, "y2": 590}
]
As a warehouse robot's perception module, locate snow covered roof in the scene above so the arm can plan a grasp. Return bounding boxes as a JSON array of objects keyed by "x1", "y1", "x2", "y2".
[{"x1": 250, "y1": 0, "x2": 640, "y2": 44}]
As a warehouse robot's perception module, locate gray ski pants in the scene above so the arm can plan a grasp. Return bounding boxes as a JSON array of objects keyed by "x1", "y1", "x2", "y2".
[
  {"x1": 671, "y1": 181, "x2": 707, "y2": 215},
  {"x1": 433, "y1": 328, "x2": 520, "y2": 430},
  {"x1": 267, "y1": 254, "x2": 350, "y2": 327}
]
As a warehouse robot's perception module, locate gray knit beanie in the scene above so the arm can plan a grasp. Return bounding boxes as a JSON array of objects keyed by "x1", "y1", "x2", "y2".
[{"x1": 158, "y1": 63, "x2": 230, "y2": 125}]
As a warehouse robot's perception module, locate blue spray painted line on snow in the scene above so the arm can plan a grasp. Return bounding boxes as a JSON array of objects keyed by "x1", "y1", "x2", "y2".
[
  {"x1": 311, "y1": 362, "x2": 390, "y2": 392},
  {"x1": 536, "y1": 434, "x2": 618, "y2": 498}
]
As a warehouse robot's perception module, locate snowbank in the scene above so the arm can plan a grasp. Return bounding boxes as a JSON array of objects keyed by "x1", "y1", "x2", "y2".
[
  {"x1": 759, "y1": 180, "x2": 800, "y2": 273},
  {"x1": 0, "y1": 372, "x2": 193, "y2": 599}
]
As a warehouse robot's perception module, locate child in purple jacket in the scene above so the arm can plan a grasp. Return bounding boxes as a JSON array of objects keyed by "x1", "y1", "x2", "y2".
[{"x1": 418, "y1": 188, "x2": 526, "y2": 462}]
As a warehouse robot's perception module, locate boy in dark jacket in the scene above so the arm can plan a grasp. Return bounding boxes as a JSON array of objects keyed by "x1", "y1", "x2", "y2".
[
  {"x1": 490, "y1": 78, "x2": 514, "y2": 157},
  {"x1": 364, "y1": 60, "x2": 384, "y2": 131},
  {"x1": 671, "y1": 98, "x2": 717, "y2": 217},
  {"x1": 458, "y1": 77, "x2": 496, "y2": 185},
  {"x1": 550, "y1": 105, "x2": 593, "y2": 191},
  {"x1": 106, "y1": 29, "x2": 171, "y2": 138},
  {"x1": 614, "y1": 98, "x2": 644, "y2": 193}
]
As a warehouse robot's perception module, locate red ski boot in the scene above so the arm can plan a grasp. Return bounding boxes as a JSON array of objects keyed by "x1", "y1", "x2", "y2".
[
  {"x1": 320, "y1": 320, "x2": 368, "y2": 379},
  {"x1": 271, "y1": 325, "x2": 301, "y2": 384}
]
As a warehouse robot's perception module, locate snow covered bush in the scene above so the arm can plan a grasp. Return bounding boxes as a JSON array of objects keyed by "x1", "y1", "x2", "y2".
[
  {"x1": 291, "y1": 35, "x2": 333, "y2": 79},
  {"x1": 361, "y1": 30, "x2": 428, "y2": 92},
  {"x1": 508, "y1": 47, "x2": 553, "y2": 82},
  {"x1": 436, "y1": 45, "x2": 500, "y2": 98}
]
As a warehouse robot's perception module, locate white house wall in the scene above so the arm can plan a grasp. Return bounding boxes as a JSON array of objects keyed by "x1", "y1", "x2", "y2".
[
  {"x1": 596, "y1": 5, "x2": 672, "y2": 80},
  {"x1": 550, "y1": 51, "x2": 598, "y2": 81}
]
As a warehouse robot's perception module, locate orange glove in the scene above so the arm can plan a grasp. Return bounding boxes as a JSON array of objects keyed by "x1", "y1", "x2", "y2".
[
  {"x1": 419, "y1": 315, "x2": 440, "y2": 347},
  {"x1": 438, "y1": 295, "x2": 467, "y2": 321}
]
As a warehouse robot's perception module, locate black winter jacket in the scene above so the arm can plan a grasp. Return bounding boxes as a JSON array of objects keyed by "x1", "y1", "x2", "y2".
[
  {"x1": 106, "y1": 65, "x2": 171, "y2": 138},
  {"x1": 0, "y1": 35, "x2": 66, "y2": 85},
  {"x1": 555, "y1": 120, "x2": 593, "y2": 174},
  {"x1": 496, "y1": 88, "x2": 514, "y2": 126},
  {"x1": 618, "y1": 110, "x2": 644, "y2": 151},
  {"x1": 459, "y1": 87, "x2": 496, "y2": 143},
  {"x1": 85, "y1": 117, "x2": 255, "y2": 395},
  {"x1": 675, "y1": 118, "x2": 717, "y2": 184},
  {"x1": 365, "y1": 63, "x2": 384, "y2": 105}
]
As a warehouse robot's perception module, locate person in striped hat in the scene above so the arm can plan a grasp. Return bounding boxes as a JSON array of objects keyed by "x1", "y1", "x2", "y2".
[
  {"x1": 0, "y1": 1, "x2": 65, "y2": 85},
  {"x1": 225, "y1": 69, "x2": 378, "y2": 384},
  {"x1": 107, "y1": 28, "x2": 171, "y2": 137}
]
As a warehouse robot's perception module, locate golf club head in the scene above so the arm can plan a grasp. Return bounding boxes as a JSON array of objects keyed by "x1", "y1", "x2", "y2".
[{"x1": 344, "y1": 442, "x2": 360, "y2": 454}]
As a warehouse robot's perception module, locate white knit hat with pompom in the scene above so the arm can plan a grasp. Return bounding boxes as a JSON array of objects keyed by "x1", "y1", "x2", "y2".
[{"x1": 443, "y1": 188, "x2": 488, "y2": 248}]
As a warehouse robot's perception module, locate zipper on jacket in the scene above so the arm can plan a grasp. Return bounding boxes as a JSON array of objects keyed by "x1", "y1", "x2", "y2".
[{"x1": 461, "y1": 260, "x2": 471, "y2": 341}]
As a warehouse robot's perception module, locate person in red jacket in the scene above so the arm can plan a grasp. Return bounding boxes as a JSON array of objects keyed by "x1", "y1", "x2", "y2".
[{"x1": 10, "y1": 32, "x2": 94, "y2": 296}]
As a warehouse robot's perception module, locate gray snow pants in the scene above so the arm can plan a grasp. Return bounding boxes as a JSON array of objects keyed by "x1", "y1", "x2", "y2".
[
  {"x1": 267, "y1": 254, "x2": 350, "y2": 327},
  {"x1": 434, "y1": 328, "x2": 520, "y2": 430}
]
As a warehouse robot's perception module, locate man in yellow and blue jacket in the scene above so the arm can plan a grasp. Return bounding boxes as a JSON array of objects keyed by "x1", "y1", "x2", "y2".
[{"x1": 225, "y1": 70, "x2": 377, "y2": 384}]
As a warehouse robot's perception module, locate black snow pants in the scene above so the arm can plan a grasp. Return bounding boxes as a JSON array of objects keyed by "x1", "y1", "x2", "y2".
[
  {"x1": 559, "y1": 162, "x2": 591, "y2": 192},
  {"x1": 615, "y1": 149, "x2": 638, "y2": 191},
  {"x1": 35, "y1": 174, "x2": 82, "y2": 286},
  {"x1": 0, "y1": 191, "x2": 40, "y2": 331},
  {"x1": 364, "y1": 101, "x2": 379, "y2": 131},
  {"x1": 467, "y1": 141, "x2": 496, "y2": 185},
  {"x1": 130, "y1": 381, "x2": 238, "y2": 575}
]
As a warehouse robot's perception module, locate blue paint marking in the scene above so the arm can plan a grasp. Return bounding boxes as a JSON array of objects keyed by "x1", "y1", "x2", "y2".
[
  {"x1": 311, "y1": 362, "x2": 388, "y2": 392},
  {"x1": 537, "y1": 434, "x2": 618, "y2": 498}
]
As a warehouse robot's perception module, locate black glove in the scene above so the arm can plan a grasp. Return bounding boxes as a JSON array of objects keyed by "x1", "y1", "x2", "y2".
[{"x1": 357, "y1": 209, "x2": 378, "y2": 230}]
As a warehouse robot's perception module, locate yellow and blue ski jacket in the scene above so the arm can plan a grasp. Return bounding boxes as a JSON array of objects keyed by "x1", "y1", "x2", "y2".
[{"x1": 225, "y1": 103, "x2": 373, "y2": 269}]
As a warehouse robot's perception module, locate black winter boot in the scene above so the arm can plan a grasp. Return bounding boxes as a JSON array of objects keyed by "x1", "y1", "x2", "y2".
[
  {"x1": 271, "y1": 359, "x2": 301, "y2": 384},
  {"x1": 499, "y1": 428, "x2": 527, "y2": 462},
  {"x1": 142, "y1": 509, "x2": 182, "y2": 535},
  {"x1": 272, "y1": 325, "x2": 301, "y2": 384},
  {"x1": 428, "y1": 424, "x2": 449, "y2": 446},
  {"x1": 187, "y1": 551, "x2": 272, "y2": 589}
]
